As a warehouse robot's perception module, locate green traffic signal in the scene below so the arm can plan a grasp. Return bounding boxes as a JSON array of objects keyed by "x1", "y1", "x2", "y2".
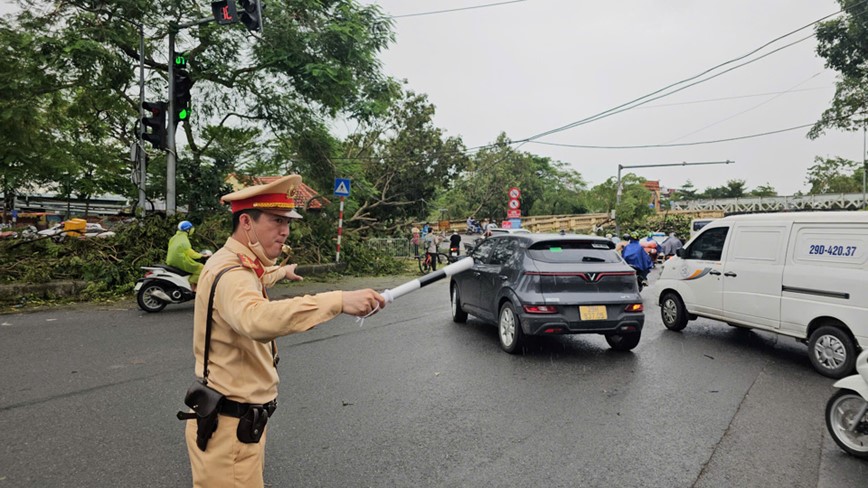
[
  {"x1": 175, "y1": 55, "x2": 187, "y2": 67},
  {"x1": 178, "y1": 108, "x2": 189, "y2": 120}
]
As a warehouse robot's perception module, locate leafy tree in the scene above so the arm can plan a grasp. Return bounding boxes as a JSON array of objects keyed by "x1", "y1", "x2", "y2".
[
  {"x1": 2, "y1": 0, "x2": 398, "y2": 215},
  {"x1": 810, "y1": 1, "x2": 868, "y2": 138},
  {"x1": 524, "y1": 159, "x2": 587, "y2": 216},
  {"x1": 441, "y1": 133, "x2": 586, "y2": 223},
  {"x1": 671, "y1": 180, "x2": 697, "y2": 201},
  {"x1": 339, "y1": 90, "x2": 469, "y2": 233},
  {"x1": 805, "y1": 156, "x2": 864, "y2": 194},
  {"x1": 700, "y1": 179, "x2": 747, "y2": 199},
  {"x1": 582, "y1": 174, "x2": 652, "y2": 229},
  {"x1": 750, "y1": 183, "x2": 778, "y2": 197}
]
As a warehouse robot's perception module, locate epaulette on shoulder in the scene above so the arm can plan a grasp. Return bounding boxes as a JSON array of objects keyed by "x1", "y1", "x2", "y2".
[{"x1": 237, "y1": 253, "x2": 258, "y2": 270}]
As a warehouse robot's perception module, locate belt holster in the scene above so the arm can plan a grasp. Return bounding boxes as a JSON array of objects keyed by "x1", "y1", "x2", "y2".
[{"x1": 177, "y1": 380, "x2": 226, "y2": 451}]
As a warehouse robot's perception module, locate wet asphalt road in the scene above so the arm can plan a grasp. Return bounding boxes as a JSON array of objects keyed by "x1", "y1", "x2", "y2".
[{"x1": 0, "y1": 271, "x2": 866, "y2": 487}]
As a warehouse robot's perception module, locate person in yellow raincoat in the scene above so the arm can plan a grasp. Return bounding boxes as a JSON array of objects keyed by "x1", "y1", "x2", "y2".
[{"x1": 167, "y1": 220, "x2": 204, "y2": 288}]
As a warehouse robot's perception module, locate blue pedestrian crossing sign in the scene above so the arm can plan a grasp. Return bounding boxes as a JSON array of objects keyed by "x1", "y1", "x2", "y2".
[{"x1": 334, "y1": 178, "x2": 351, "y2": 197}]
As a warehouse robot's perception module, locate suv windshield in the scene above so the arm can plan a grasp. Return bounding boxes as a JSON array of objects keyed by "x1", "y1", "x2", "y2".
[{"x1": 527, "y1": 240, "x2": 620, "y2": 263}]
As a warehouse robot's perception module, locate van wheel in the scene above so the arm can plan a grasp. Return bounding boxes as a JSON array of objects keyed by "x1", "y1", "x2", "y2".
[
  {"x1": 808, "y1": 326, "x2": 857, "y2": 379},
  {"x1": 660, "y1": 292, "x2": 688, "y2": 331}
]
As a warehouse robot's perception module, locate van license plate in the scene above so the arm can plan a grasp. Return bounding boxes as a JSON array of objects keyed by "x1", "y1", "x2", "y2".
[{"x1": 579, "y1": 305, "x2": 607, "y2": 320}]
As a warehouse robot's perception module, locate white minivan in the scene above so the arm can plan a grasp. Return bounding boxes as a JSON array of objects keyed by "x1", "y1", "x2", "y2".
[{"x1": 653, "y1": 211, "x2": 868, "y2": 378}]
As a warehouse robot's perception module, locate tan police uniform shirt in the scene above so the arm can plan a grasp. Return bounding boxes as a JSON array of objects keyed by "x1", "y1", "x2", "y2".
[{"x1": 192, "y1": 237, "x2": 343, "y2": 404}]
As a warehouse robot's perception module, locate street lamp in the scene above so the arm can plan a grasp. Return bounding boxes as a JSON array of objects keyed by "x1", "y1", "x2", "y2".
[{"x1": 614, "y1": 160, "x2": 734, "y2": 235}]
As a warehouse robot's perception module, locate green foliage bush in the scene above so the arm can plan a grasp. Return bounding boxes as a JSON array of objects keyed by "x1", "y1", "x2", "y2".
[
  {"x1": 339, "y1": 234, "x2": 406, "y2": 276},
  {"x1": 0, "y1": 212, "x2": 405, "y2": 299}
]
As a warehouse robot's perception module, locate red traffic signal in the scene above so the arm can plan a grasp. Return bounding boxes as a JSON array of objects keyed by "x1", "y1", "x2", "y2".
[{"x1": 211, "y1": 0, "x2": 239, "y2": 25}]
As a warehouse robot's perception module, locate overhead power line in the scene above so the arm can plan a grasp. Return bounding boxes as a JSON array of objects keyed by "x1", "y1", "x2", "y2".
[
  {"x1": 665, "y1": 72, "x2": 822, "y2": 143},
  {"x1": 509, "y1": 1, "x2": 867, "y2": 145},
  {"x1": 391, "y1": 0, "x2": 527, "y2": 19},
  {"x1": 528, "y1": 123, "x2": 816, "y2": 149},
  {"x1": 531, "y1": 110, "x2": 868, "y2": 150},
  {"x1": 638, "y1": 86, "x2": 829, "y2": 109}
]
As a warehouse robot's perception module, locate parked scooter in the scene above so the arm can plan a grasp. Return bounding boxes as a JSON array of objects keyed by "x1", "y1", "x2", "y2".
[
  {"x1": 826, "y1": 349, "x2": 868, "y2": 459},
  {"x1": 134, "y1": 251, "x2": 211, "y2": 313}
]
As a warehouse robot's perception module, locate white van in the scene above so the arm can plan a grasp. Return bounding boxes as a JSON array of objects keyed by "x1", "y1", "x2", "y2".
[{"x1": 653, "y1": 211, "x2": 868, "y2": 378}]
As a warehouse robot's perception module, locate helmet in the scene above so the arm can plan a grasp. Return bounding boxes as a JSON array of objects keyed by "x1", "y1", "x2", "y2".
[
  {"x1": 630, "y1": 231, "x2": 642, "y2": 240},
  {"x1": 622, "y1": 233, "x2": 630, "y2": 241},
  {"x1": 178, "y1": 220, "x2": 193, "y2": 232}
]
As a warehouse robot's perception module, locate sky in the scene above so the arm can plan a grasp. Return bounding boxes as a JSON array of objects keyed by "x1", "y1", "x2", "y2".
[{"x1": 364, "y1": 0, "x2": 865, "y2": 195}]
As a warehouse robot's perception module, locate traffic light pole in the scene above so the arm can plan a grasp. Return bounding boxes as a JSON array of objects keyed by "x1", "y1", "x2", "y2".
[
  {"x1": 614, "y1": 160, "x2": 734, "y2": 236},
  {"x1": 165, "y1": 17, "x2": 212, "y2": 216},
  {"x1": 163, "y1": 11, "x2": 253, "y2": 215},
  {"x1": 166, "y1": 28, "x2": 176, "y2": 216},
  {"x1": 137, "y1": 22, "x2": 147, "y2": 215}
]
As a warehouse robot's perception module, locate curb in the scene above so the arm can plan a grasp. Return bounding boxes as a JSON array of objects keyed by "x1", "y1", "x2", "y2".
[
  {"x1": 0, "y1": 280, "x2": 88, "y2": 304},
  {"x1": 0, "y1": 263, "x2": 345, "y2": 304}
]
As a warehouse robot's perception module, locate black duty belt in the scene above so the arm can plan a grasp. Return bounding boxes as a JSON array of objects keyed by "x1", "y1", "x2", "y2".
[{"x1": 219, "y1": 398, "x2": 277, "y2": 418}]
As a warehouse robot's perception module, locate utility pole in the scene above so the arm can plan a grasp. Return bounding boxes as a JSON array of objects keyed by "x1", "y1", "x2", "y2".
[{"x1": 614, "y1": 160, "x2": 734, "y2": 235}]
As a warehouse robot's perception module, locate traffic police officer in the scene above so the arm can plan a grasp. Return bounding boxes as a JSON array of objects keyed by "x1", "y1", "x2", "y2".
[{"x1": 184, "y1": 174, "x2": 385, "y2": 487}]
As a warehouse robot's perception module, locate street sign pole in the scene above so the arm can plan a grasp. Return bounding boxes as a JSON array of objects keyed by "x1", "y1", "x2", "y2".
[
  {"x1": 336, "y1": 197, "x2": 344, "y2": 264},
  {"x1": 333, "y1": 178, "x2": 351, "y2": 264}
]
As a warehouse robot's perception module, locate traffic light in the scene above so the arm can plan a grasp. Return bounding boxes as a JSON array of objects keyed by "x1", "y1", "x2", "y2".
[
  {"x1": 239, "y1": 0, "x2": 263, "y2": 32},
  {"x1": 141, "y1": 101, "x2": 167, "y2": 149},
  {"x1": 172, "y1": 55, "x2": 194, "y2": 124},
  {"x1": 211, "y1": 0, "x2": 239, "y2": 25}
]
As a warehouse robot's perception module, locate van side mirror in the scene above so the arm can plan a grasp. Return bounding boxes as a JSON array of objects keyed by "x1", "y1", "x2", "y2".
[{"x1": 676, "y1": 248, "x2": 686, "y2": 258}]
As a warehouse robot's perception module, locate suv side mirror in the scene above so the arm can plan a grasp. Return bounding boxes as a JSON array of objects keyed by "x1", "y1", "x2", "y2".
[{"x1": 676, "y1": 248, "x2": 686, "y2": 258}]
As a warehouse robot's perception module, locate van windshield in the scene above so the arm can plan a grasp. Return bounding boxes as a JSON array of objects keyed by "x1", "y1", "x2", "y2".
[{"x1": 528, "y1": 240, "x2": 620, "y2": 263}]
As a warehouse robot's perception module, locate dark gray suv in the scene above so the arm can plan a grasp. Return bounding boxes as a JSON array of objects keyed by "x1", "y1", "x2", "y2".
[{"x1": 450, "y1": 234, "x2": 645, "y2": 353}]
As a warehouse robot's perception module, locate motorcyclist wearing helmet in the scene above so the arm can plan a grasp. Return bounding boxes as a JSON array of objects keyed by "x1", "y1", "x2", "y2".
[
  {"x1": 622, "y1": 231, "x2": 652, "y2": 287},
  {"x1": 167, "y1": 220, "x2": 205, "y2": 290}
]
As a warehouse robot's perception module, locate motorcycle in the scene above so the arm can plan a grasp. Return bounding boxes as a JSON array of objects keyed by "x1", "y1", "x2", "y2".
[
  {"x1": 826, "y1": 348, "x2": 868, "y2": 459},
  {"x1": 629, "y1": 265, "x2": 649, "y2": 292},
  {"x1": 134, "y1": 251, "x2": 211, "y2": 313}
]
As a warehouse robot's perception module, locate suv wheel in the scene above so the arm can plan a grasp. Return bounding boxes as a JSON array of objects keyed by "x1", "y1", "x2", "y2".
[
  {"x1": 661, "y1": 292, "x2": 688, "y2": 331},
  {"x1": 808, "y1": 325, "x2": 856, "y2": 379},
  {"x1": 605, "y1": 332, "x2": 641, "y2": 351},
  {"x1": 451, "y1": 284, "x2": 468, "y2": 323},
  {"x1": 498, "y1": 302, "x2": 524, "y2": 354}
]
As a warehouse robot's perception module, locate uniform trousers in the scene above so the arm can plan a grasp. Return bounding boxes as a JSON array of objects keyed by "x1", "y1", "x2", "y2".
[{"x1": 185, "y1": 414, "x2": 268, "y2": 488}]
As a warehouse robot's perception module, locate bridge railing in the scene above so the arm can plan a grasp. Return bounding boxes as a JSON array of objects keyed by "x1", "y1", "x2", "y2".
[{"x1": 670, "y1": 193, "x2": 868, "y2": 213}]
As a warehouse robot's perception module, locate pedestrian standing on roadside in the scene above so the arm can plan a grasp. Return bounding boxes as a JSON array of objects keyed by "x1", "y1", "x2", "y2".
[
  {"x1": 411, "y1": 224, "x2": 420, "y2": 256},
  {"x1": 424, "y1": 230, "x2": 442, "y2": 270},
  {"x1": 180, "y1": 174, "x2": 386, "y2": 488}
]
